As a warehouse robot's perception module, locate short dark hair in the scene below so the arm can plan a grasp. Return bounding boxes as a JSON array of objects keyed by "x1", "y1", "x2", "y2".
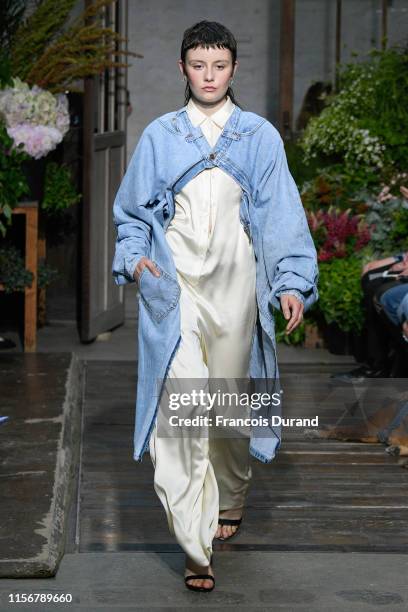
[{"x1": 180, "y1": 20, "x2": 241, "y2": 107}]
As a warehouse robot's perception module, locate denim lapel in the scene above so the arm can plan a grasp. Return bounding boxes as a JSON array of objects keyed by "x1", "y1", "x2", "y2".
[{"x1": 175, "y1": 104, "x2": 242, "y2": 159}]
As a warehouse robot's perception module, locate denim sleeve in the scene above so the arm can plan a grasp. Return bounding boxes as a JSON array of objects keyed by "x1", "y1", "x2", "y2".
[
  {"x1": 257, "y1": 128, "x2": 319, "y2": 313},
  {"x1": 397, "y1": 292, "x2": 408, "y2": 324},
  {"x1": 112, "y1": 128, "x2": 157, "y2": 285}
]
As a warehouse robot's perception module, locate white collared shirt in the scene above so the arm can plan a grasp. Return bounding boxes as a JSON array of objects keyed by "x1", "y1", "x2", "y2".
[
  {"x1": 186, "y1": 94, "x2": 235, "y2": 147},
  {"x1": 166, "y1": 95, "x2": 251, "y2": 286}
]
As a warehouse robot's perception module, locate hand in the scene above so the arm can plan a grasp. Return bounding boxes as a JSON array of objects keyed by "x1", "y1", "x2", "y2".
[
  {"x1": 390, "y1": 261, "x2": 408, "y2": 273},
  {"x1": 133, "y1": 257, "x2": 161, "y2": 283},
  {"x1": 280, "y1": 294, "x2": 304, "y2": 334},
  {"x1": 396, "y1": 265, "x2": 408, "y2": 277},
  {"x1": 403, "y1": 320, "x2": 408, "y2": 340}
]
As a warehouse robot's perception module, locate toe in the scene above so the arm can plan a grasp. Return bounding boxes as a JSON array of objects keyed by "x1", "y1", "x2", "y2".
[{"x1": 221, "y1": 524, "x2": 237, "y2": 539}]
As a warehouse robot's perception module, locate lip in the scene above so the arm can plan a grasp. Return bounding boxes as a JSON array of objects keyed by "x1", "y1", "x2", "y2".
[{"x1": 203, "y1": 87, "x2": 216, "y2": 91}]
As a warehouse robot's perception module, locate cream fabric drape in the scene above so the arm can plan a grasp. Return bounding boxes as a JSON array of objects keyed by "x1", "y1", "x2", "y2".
[{"x1": 149, "y1": 95, "x2": 257, "y2": 566}]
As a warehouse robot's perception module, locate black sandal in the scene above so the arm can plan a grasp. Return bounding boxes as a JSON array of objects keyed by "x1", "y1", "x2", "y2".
[
  {"x1": 184, "y1": 555, "x2": 215, "y2": 592},
  {"x1": 216, "y1": 516, "x2": 242, "y2": 541},
  {"x1": 184, "y1": 573, "x2": 215, "y2": 592}
]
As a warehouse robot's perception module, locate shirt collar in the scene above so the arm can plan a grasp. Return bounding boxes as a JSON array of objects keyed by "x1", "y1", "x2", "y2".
[{"x1": 186, "y1": 95, "x2": 235, "y2": 129}]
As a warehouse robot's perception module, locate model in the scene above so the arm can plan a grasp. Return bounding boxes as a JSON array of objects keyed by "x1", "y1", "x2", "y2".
[{"x1": 112, "y1": 20, "x2": 319, "y2": 593}]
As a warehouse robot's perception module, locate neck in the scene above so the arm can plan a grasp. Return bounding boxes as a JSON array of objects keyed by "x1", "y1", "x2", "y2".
[{"x1": 190, "y1": 94, "x2": 228, "y2": 116}]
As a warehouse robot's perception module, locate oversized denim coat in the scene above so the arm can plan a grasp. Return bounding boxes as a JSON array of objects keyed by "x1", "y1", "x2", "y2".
[{"x1": 112, "y1": 103, "x2": 319, "y2": 464}]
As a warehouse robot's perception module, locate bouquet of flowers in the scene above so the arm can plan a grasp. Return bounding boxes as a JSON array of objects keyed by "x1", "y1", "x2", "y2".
[{"x1": 0, "y1": 77, "x2": 70, "y2": 159}]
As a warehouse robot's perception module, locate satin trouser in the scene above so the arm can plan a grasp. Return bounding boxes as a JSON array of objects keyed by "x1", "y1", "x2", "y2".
[{"x1": 149, "y1": 280, "x2": 256, "y2": 566}]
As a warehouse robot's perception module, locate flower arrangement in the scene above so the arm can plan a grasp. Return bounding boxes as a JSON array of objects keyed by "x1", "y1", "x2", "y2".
[
  {"x1": 0, "y1": 77, "x2": 70, "y2": 159},
  {"x1": 307, "y1": 206, "x2": 372, "y2": 262}
]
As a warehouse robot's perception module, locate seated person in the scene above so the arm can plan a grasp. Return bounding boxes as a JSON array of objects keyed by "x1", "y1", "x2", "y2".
[
  {"x1": 332, "y1": 251, "x2": 408, "y2": 381},
  {"x1": 378, "y1": 279, "x2": 408, "y2": 377},
  {"x1": 380, "y1": 283, "x2": 408, "y2": 329},
  {"x1": 398, "y1": 293, "x2": 408, "y2": 342}
]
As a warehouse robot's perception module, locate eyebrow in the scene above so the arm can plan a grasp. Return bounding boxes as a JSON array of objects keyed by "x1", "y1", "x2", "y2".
[{"x1": 188, "y1": 59, "x2": 229, "y2": 64}]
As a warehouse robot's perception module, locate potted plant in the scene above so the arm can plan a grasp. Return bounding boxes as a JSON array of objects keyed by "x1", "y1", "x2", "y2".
[
  {"x1": 317, "y1": 256, "x2": 365, "y2": 355},
  {"x1": 306, "y1": 206, "x2": 372, "y2": 354}
]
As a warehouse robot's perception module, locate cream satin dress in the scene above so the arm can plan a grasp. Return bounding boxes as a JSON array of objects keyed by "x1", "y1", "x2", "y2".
[{"x1": 149, "y1": 95, "x2": 257, "y2": 566}]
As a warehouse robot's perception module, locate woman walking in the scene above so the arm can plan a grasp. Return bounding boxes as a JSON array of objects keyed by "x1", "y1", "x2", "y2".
[{"x1": 112, "y1": 20, "x2": 318, "y2": 592}]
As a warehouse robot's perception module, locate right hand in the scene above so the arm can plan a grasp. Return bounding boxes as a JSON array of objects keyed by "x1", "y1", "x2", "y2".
[{"x1": 133, "y1": 257, "x2": 161, "y2": 283}]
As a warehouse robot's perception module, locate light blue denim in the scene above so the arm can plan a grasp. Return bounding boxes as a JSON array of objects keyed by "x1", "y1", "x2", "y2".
[
  {"x1": 112, "y1": 103, "x2": 319, "y2": 463},
  {"x1": 380, "y1": 284, "x2": 408, "y2": 326}
]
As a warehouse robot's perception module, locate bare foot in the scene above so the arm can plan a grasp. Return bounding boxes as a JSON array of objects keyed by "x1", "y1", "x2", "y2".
[
  {"x1": 215, "y1": 506, "x2": 243, "y2": 540},
  {"x1": 184, "y1": 555, "x2": 215, "y2": 591}
]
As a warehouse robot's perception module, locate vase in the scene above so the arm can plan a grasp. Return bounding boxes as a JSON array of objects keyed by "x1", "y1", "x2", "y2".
[{"x1": 20, "y1": 157, "x2": 47, "y2": 203}]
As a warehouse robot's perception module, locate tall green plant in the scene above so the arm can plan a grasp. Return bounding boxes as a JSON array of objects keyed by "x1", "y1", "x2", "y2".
[
  {"x1": 10, "y1": 0, "x2": 142, "y2": 93},
  {"x1": 317, "y1": 257, "x2": 364, "y2": 333}
]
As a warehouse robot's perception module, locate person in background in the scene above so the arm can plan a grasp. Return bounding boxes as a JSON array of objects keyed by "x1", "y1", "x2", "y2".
[
  {"x1": 332, "y1": 251, "x2": 408, "y2": 381},
  {"x1": 399, "y1": 293, "x2": 408, "y2": 341},
  {"x1": 380, "y1": 281, "x2": 408, "y2": 342}
]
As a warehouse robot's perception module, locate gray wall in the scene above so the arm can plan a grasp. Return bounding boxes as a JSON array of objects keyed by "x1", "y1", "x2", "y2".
[{"x1": 126, "y1": 0, "x2": 408, "y2": 162}]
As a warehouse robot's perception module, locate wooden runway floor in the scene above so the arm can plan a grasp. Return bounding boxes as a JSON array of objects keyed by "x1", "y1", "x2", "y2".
[{"x1": 73, "y1": 361, "x2": 408, "y2": 554}]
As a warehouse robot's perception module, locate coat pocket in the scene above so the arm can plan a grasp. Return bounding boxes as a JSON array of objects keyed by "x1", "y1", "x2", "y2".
[{"x1": 139, "y1": 262, "x2": 181, "y2": 323}]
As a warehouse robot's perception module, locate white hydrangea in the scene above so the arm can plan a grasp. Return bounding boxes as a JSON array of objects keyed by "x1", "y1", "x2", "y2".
[{"x1": 0, "y1": 77, "x2": 70, "y2": 159}]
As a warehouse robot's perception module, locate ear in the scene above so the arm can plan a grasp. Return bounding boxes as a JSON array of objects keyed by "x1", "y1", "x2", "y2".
[
  {"x1": 178, "y1": 60, "x2": 185, "y2": 78},
  {"x1": 232, "y1": 60, "x2": 239, "y2": 79}
]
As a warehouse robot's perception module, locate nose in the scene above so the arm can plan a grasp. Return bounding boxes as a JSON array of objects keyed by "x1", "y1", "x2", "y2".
[{"x1": 204, "y1": 69, "x2": 215, "y2": 82}]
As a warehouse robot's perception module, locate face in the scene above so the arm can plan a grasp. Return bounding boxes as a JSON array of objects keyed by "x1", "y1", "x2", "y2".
[{"x1": 179, "y1": 45, "x2": 238, "y2": 106}]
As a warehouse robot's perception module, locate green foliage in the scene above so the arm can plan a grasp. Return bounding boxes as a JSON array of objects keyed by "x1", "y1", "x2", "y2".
[
  {"x1": 274, "y1": 308, "x2": 305, "y2": 346},
  {"x1": 300, "y1": 166, "x2": 371, "y2": 213},
  {"x1": 0, "y1": 245, "x2": 59, "y2": 292},
  {"x1": 317, "y1": 257, "x2": 364, "y2": 333},
  {"x1": 0, "y1": 119, "x2": 29, "y2": 237},
  {"x1": 0, "y1": 243, "x2": 33, "y2": 292},
  {"x1": 42, "y1": 161, "x2": 81, "y2": 214},
  {"x1": 0, "y1": 50, "x2": 14, "y2": 90},
  {"x1": 358, "y1": 188, "x2": 408, "y2": 255},
  {"x1": 37, "y1": 259, "x2": 59, "y2": 289},
  {"x1": 300, "y1": 45, "x2": 408, "y2": 185},
  {"x1": 10, "y1": 0, "x2": 142, "y2": 93},
  {"x1": 284, "y1": 139, "x2": 327, "y2": 188},
  {"x1": 0, "y1": 0, "x2": 26, "y2": 53},
  {"x1": 10, "y1": 0, "x2": 77, "y2": 82}
]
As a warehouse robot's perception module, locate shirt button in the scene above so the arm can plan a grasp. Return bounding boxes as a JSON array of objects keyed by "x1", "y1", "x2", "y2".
[{"x1": 209, "y1": 153, "x2": 216, "y2": 160}]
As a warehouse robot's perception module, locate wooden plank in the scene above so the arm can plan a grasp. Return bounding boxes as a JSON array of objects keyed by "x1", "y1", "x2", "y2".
[
  {"x1": 0, "y1": 203, "x2": 38, "y2": 351},
  {"x1": 77, "y1": 361, "x2": 408, "y2": 554},
  {"x1": 24, "y1": 205, "x2": 38, "y2": 351}
]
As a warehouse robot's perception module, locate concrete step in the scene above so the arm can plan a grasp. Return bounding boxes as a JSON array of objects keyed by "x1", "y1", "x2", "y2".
[{"x1": 0, "y1": 353, "x2": 83, "y2": 578}]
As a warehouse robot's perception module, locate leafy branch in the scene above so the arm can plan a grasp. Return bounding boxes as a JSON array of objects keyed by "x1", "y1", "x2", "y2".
[{"x1": 10, "y1": 0, "x2": 142, "y2": 93}]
